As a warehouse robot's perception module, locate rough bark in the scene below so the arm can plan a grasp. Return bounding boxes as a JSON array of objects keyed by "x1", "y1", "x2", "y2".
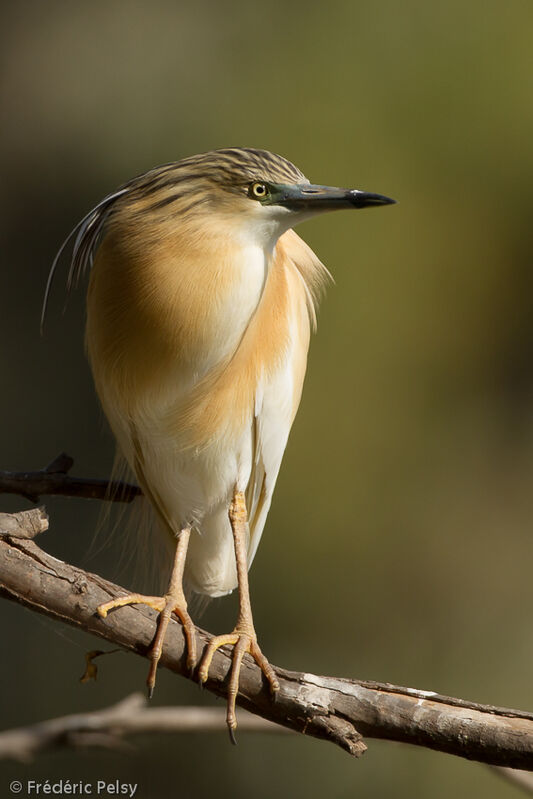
[{"x1": 1, "y1": 511, "x2": 532, "y2": 769}]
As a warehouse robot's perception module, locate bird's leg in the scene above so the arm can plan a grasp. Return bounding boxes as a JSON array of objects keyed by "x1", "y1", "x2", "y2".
[
  {"x1": 198, "y1": 490, "x2": 279, "y2": 739},
  {"x1": 97, "y1": 527, "x2": 197, "y2": 695}
]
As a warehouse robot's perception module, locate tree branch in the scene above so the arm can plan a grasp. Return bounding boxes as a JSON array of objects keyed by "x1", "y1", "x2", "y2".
[
  {"x1": 0, "y1": 510, "x2": 532, "y2": 769},
  {"x1": 0, "y1": 693, "x2": 287, "y2": 761},
  {"x1": 0, "y1": 453, "x2": 140, "y2": 503}
]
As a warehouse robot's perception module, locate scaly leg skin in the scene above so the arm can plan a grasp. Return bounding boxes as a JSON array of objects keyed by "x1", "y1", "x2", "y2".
[
  {"x1": 97, "y1": 527, "x2": 196, "y2": 696},
  {"x1": 198, "y1": 490, "x2": 280, "y2": 743}
]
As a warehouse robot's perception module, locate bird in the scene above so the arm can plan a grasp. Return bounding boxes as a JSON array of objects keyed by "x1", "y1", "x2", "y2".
[{"x1": 42, "y1": 147, "x2": 394, "y2": 739}]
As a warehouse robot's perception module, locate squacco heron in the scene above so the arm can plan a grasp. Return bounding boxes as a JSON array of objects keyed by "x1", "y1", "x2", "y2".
[{"x1": 43, "y1": 148, "x2": 394, "y2": 738}]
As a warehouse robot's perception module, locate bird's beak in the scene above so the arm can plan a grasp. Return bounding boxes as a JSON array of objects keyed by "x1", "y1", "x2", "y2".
[{"x1": 270, "y1": 183, "x2": 396, "y2": 211}]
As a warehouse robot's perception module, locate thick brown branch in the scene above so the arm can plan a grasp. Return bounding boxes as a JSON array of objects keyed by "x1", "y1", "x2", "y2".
[
  {"x1": 0, "y1": 519, "x2": 532, "y2": 768},
  {"x1": 0, "y1": 453, "x2": 140, "y2": 503}
]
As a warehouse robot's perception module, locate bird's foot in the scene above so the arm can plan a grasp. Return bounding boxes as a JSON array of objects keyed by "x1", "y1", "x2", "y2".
[
  {"x1": 198, "y1": 627, "x2": 279, "y2": 741},
  {"x1": 97, "y1": 591, "x2": 197, "y2": 695}
]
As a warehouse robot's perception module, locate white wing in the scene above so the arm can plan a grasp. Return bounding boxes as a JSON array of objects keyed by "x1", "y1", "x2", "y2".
[{"x1": 246, "y1": 360, "x2": 297, "y2": 568}]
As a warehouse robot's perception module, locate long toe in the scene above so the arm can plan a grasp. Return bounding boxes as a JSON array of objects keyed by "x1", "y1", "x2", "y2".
[
  {"x1": 198, "y1": 630, "x2": 278, "y2": 735},
  {"x1": 97, "y1": 591, "x2": 196, "y2": 694},
  {"x1": 171, "y1": 606, "x2": 198, "y2": 673}
]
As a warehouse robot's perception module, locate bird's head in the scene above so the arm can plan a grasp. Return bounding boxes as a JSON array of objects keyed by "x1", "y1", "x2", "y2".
[
  {"x1": 40, "y1": 148, "x2": 396, "y2": 333},
  {"x1": 130, "y1": 148, "x2": 395, "y2": 251}
]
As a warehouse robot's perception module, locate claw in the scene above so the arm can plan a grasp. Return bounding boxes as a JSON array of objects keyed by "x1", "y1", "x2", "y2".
[
  {"x1": 96, "y1": 590, "x2": 197, "y2": 695},
  {"x1": 198, "y1": 629, "x2": 278, "y2": 735}
]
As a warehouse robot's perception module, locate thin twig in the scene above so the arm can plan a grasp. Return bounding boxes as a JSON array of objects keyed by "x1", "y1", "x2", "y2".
[
  {"x1": 0, "y1": 514, "x2": 532, "y2": 769},
  {"x1": 492, "y1": 767, "x2": 533, "y2": 796},
  {"x1": 0, "y1": 693, "x2": 286, "y2": 761},
  {"x1": 0, "y1": 453, "x2": 140, "y2": 504}
]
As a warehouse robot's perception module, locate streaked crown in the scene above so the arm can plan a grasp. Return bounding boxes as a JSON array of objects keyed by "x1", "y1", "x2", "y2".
[{"x1": 124, "y1": 147, "x2": 308, "y2": 213}]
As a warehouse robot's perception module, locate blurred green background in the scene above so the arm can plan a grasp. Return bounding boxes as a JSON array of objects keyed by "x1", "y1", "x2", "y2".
[{"x1": 1, "y1": 1, "x2": 532, "y2": 796}]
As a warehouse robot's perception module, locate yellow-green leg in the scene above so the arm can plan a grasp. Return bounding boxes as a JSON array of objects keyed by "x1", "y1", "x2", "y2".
[
  {"x1": 198, "y1": 490, "x2": 280, "y2": 741},
  {"x1": 97, "y1": 527, "x2": 196, "y2": 696}
]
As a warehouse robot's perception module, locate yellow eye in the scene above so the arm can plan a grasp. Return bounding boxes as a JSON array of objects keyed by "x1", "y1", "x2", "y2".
[{"x1": 250, "y1": 182, "x2": 268, "y2": 199}]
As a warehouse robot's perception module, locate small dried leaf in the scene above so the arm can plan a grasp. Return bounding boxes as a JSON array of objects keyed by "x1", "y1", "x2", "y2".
[
  {"x1": 80, "y1": 650, "x2": 106, "y2": 683},
  {"x1": 80, "y1": 648, "x2": 123, "y2": 683}
]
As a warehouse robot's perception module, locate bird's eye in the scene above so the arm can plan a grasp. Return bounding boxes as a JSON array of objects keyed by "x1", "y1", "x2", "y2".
[{"x1": 250, "y1": 182, "x2": 269, "y2": 200}]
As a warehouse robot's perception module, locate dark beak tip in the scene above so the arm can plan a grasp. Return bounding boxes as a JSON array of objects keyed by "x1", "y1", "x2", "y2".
[{"x1": 349, "y1": 190, "x2": 397, "y2": 208}]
